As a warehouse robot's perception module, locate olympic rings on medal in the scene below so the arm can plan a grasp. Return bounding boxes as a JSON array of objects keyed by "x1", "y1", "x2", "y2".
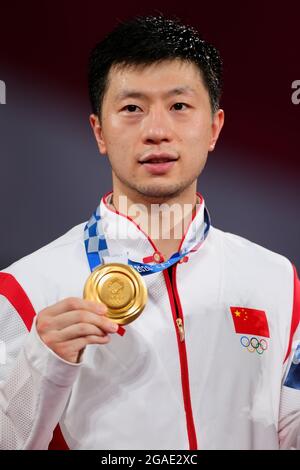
[{"x1": 240, "y1": 336, "x2": 268, "y2": 355}]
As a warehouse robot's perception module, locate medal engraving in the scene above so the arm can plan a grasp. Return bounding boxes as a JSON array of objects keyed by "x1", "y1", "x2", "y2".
[
  {"x1": 83, "y1": 263, "x2": 147, "y2": 325},
  {"x1": 102, "y1": 276, "x2": 134, "y2": 308}
]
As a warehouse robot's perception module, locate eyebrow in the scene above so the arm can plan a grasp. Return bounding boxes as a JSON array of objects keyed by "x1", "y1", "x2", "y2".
[{"x1": 115, "y1": 86, "x2": 197, "y2": 102}]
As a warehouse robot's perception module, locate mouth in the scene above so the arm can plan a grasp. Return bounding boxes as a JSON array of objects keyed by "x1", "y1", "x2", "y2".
[
  {"x1": 139, "y1": 153, "x2": 179, "y2": 175},
  {"x1": 139, "y1": 153, "x2": 178, "y2": 164}
]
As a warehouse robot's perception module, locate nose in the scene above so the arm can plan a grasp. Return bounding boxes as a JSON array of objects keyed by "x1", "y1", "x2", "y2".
[{"x1": 141, "y1": 106, "x2": 173, "y2": 145}]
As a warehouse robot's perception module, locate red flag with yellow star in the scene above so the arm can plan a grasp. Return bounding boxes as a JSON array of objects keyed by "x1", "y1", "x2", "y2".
[{"x1": 229, "y1": 306, "x2": 270, "y2": 338}]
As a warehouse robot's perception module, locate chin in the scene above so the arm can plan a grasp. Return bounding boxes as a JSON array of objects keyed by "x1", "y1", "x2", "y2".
[{"x1": 133, "y1": 182, "x2": 189, "y2": 200}]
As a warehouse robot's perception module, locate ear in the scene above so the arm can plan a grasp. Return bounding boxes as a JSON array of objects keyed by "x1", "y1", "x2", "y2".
[
  {"x1": 89, "y1": 114, "x2": 107, "y2": 155},
  {"x1": 208, "y1": 109, "x2": 225, "y2": 152}
]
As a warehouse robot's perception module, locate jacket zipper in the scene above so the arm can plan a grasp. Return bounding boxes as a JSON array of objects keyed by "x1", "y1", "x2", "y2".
[
  {"x1": 164, "y1": 265, "x2": 198, "y2": 450},
  {"x1": 176, "y1": 317, "x2": 185, "y2": 342},
  {"x1": 167, "y1": 267, "x2": 185, "y2": 342}
]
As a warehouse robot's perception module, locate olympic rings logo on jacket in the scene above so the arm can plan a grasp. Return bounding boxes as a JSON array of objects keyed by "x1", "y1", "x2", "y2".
[{"x1": 240, "y1": 336, "x2": 268, "y2": 355}]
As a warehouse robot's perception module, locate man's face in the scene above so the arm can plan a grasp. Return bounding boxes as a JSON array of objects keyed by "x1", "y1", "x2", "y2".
[{"x1": 90, "y1": 59, "x2": 224, "y2": 200}]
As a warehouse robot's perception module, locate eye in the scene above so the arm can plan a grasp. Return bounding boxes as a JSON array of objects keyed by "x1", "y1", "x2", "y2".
[
  {"x1": 172, "y1": 103, "x2": 189, "y2": 111},
  {"x1": 122, "y1": 104, "x2": 142, "y2": 113}
]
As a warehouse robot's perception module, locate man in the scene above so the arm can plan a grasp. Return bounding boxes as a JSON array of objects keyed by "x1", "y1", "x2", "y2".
[{"x1": 0, "y1": 15, "x2": 299, "y2": 450}]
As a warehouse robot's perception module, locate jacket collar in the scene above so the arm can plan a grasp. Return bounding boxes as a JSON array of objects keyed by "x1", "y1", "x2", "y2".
[{"x1": 98, "y1": 191, "x2": 209, "y2": 264}]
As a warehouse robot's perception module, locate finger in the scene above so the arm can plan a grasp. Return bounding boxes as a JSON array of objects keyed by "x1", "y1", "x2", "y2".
[
  {"x1": 48, "y1": 311, "x2": 118, "y2": 333},
  {"x1": 52, "y1": 335, "x2": 111, "y2": 362},
  {"x1": 53, "y1": 323, "x2": 113, "y2": 342},
  {"x1": 41, "y1": 297, "x2": 107, "y2": 317}
]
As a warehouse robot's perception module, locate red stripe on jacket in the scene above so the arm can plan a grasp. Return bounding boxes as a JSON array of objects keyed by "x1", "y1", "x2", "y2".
[{"x1": 0, "y1": 272, "x2": 69, "y2": 450}]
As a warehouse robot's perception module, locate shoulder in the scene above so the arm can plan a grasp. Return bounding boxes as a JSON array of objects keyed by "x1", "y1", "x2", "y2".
[
  {"x1": 0, "y1": 222, "x2": 90, "y2": 376},
  {"x1": 210, "y1": 225, "x2": 293, "y2": 279},
  {"x1": 210, "y1": 225, "x2": 295, "y2": 321},
  {"x1": 0, "y1": 221, "x2": 90, "y2": 314},
  {"x1": 11, "y1": 221, "x2": 86, "y2": 261}
]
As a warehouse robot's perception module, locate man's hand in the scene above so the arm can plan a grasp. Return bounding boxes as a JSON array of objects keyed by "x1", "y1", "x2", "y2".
[{"x1": 36, "y1": 297, "x2": 118, "y2": 363}]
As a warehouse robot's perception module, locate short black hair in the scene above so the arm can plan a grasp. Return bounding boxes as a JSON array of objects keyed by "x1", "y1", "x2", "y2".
[{"x1": 88, "y1": 15, "x2": 223, "y2": 118}]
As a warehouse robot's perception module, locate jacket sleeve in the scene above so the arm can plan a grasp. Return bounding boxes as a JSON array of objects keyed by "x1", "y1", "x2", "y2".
[
  {"x1": 0, "y1": 272, "x2": 81, "y2": 449},
  {"x1": 279, "y1": 264, "x2": 300, "y2": 449}
]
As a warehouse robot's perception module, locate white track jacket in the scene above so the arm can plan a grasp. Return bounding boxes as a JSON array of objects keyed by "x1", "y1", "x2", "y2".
[{"x1": 0, "y1": 192, "x2": 299, "y2": 450}]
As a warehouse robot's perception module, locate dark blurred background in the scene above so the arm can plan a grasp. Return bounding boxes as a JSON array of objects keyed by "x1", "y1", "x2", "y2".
[{"x1": 0, "y1": 1, "x2": 299, "y2": 270}]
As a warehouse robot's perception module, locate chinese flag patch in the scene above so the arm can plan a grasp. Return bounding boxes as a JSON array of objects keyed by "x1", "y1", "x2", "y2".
[{"x1": 229, "y1": 306, "x2": 270, "y2": 338}]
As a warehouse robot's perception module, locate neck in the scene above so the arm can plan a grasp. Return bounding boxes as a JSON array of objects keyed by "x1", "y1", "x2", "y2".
[{"x1": 109, "y1": 184, "x2": 200, "y2": 260}]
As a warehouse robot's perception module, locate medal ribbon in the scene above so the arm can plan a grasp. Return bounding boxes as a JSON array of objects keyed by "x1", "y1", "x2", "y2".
[
  {"x1": 84, "y1": 201, "x2": 211, "y2": 274},
  {"x1": 83, "y1": 199, "x2": 211, "y2": 336}
]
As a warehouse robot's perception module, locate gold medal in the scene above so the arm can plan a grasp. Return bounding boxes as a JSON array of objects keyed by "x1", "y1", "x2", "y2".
[{"x1": 83, "y1": 263, "x2": 148, "y2": 325}]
